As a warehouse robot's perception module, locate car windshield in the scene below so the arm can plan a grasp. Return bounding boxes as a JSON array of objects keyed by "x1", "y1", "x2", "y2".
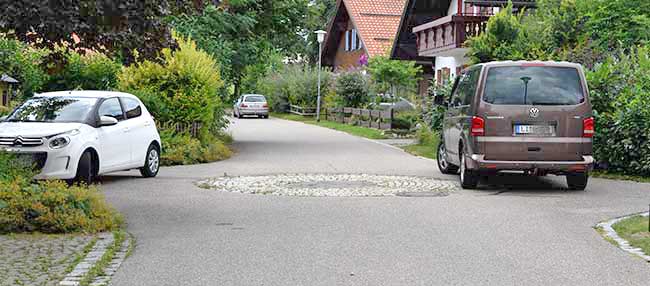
[
  {"x1": 6, "y1": 97, "x2": 97, "y2": 123},
  {"x1": 483, "y1": 66, "x2": 585, "y2": 105},
  {"x1": 244, "y1": 96, "x2": 266, "y2": 102}
]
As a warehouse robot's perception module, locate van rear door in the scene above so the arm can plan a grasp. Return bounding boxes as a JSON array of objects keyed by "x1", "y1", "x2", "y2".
[{"x1": 479, "y1": 64, "x2": 590, "y2": 161}]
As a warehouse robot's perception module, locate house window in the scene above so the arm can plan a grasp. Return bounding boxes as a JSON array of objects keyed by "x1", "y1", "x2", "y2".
[
  {"x1": 344, "y1": 29, "x2": 362, "y2": 52},
  {"x1": 437, "y1": 68, "x2": 451, "y2": 86},
  {"x1": 1, "y1": 90, "x2": 7, "y2": 106}
]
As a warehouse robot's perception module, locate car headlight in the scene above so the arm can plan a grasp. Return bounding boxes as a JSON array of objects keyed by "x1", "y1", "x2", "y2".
[
  {"x1": 48, "y1": 129, "x2": 79, "y2": 149},
  {"x1": 49, "y1": 136, "x2": 70, "y2": 149}
]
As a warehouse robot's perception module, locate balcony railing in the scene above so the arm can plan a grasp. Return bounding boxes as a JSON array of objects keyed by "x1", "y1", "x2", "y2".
[{"x1": 413, "y1": 14, "x2": 490, "y2": 57}]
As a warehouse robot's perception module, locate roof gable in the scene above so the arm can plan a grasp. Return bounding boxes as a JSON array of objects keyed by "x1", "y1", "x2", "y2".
[{"x1": 323, "y1": 0, "x2": 406, "y2": 61}]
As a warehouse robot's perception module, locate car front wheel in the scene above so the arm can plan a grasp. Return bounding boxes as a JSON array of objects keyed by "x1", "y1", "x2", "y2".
[
  {"x1": 71, "y1": 150, "x2": 94, "y2": 185},
  {"x1": 140, "y1": 144, "x2": 160, "y2": 178},
  {"x1": 437, "y1": 142, "x2": 458, "y2": 174}
]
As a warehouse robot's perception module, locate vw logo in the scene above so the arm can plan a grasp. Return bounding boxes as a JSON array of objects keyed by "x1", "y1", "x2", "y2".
[{"x1": 529, "y1": 107, "x2": 540, "y2": 118}]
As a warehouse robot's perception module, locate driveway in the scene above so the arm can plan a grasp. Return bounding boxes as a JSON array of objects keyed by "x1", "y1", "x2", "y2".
[{"x1": 103, "y1": 117, "x2": 650, "y2": 285}]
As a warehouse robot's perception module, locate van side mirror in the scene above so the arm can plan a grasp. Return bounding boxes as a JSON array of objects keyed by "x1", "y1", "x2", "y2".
[
  {"x1": 99, "y1": 116, "x2": 118, "y2": 126},
  {"x1": 433, "y1": 94, "x2": 448, "y2": 107}
]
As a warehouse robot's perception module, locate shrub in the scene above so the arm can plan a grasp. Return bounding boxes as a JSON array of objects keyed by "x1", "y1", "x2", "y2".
[
  {"x1": 367, "y1": 55, "x2": 421, "y2": 99},
  {"x1": 0, "y1": 152, "x2": 122, "y2": 233},
  {"x1": 425, "y1": 80, "x2": 454, "y2": 131},
  {"x1": 0, "y1": 36, "x2": 49, "y2": 98},
  {"x1": 392, "y1": 110, "x2": 420, "y2": 131},
  {"x1": 48, "y1": 50, "x2": 122, "y2": 91},
  {"x1": 334, "y1": 70, "x2": 370, "y2": 108},
  {"x1": 257, "y1": 64, "x2": 332, "y2": 112},
  {"x1": 415, "y1": 125, "x2": 438, "y2": 146},
  {"x1": 588, "y1": 47, "x2": 650, "y2": 175},
  {"x1": 159, "y1": 129, "x2": 232, "y2": 166},
  {"x1": 118, "y1": 34, "x2": 225, "y2": 131}
]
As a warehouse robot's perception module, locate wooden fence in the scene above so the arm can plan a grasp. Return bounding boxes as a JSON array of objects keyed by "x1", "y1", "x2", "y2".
[
  {"x1": 289, "y1": 105, "x2": 317, "y2": 116},
  {"x1": 157, "y1": 121, "x2": 203, "y2": 138},
  {"x1": 324, "y1": 108, "x2": 393, "y2": 130}
]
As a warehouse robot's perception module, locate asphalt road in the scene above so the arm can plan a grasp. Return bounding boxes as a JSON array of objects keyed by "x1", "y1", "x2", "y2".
[{"x1": 104, "y1": 117, "x2": 650, "y2": 286}]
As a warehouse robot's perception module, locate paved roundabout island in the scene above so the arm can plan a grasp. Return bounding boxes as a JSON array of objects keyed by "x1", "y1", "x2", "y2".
[{"x1": 102, "y1": 117, "x2": 650, "y2": 286}]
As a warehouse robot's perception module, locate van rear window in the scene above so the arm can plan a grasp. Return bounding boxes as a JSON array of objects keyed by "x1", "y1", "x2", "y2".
[{"x1": 483, "y1": 66, "x2": 584, "y2": 105}]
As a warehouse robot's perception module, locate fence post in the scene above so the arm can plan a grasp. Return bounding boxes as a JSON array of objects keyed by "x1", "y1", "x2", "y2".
[{"x1": 390, "y1": 109, "x2": 394, "y2": 130}]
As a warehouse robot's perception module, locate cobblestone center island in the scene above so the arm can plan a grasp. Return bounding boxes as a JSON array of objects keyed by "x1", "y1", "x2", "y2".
[{"x1": 200, "y1": 174, "x2": 459, "y2": 197}]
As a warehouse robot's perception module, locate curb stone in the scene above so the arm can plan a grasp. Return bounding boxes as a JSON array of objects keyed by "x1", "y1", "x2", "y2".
[
  {"x1": 597, "y1": 212, "x2": 650, "y2": 262},
  {"x1": 59, "y1": 233, "x2": 113, "y2": 286},
  {"x1": 59, "y1": 232, "x2": 133, "y2": 286},
  {"x1": 89, "y1": 234, "x2": 131, "y2": 286}
]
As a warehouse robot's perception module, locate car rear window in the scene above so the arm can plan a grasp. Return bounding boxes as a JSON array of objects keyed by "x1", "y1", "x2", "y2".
[
  {"x1": 244, "y1": 96, "x2": 266, "y2": 102},
  {"x1": 483, "y1": 66, "x2": 585, "y2": 105}
]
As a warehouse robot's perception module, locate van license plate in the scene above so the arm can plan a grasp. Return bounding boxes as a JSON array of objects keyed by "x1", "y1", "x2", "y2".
[{"x1": 515, "y1": 125, "x2": 554, "y2": 135}]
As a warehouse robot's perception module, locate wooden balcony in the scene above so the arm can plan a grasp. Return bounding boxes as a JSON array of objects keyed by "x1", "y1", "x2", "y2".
[{"x1": 413, "y1": 14, "x2": 490, "y2": 57}]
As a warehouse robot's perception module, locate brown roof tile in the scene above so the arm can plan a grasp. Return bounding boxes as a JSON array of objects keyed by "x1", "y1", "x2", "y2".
[{"x1": 343, "y1": 0, "x2": 406, "y2": 57}]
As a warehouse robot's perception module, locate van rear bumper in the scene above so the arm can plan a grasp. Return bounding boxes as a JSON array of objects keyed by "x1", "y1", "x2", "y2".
[{"x1": 468, "y1": 154, "x2": 594, "y2": 172}]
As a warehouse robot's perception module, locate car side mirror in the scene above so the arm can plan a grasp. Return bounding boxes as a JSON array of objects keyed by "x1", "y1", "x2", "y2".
[{"x1": 99, "y1": 116, "x2": 118, "y2": 126}]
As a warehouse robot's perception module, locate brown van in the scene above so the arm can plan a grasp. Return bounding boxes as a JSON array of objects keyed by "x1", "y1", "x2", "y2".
[{"x1": 435, "y1": 61, "x2": 594, "y2": 190}]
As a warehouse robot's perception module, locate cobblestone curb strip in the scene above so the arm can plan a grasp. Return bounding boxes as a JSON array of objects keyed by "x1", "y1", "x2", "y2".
[
  {"x1": 596, "y1": 212, "x2": 650, "y2": 262},
  {"x1": 199, "y1": 174, "x2": 459, "y2": 197},
  {"x1": 59, "y1": 232, "x2": 132, "y2": 286}
]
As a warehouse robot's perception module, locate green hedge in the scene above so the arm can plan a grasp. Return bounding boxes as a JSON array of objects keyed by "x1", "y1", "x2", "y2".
[{"x1": 0, "y1": 152, "x2": 122, "y2": 234}]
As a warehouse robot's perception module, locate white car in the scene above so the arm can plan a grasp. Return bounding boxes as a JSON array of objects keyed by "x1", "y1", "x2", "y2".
[
  {"x1": 233, "y1": 94, "x2": 269, "y2": 118},
  {"x1": 0, "y1": 91, "x2": 162, "y2": 184}
]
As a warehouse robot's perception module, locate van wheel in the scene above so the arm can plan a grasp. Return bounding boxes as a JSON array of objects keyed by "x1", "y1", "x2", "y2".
[
  {"x1": 140, "y1": 144, "x2": 160, "y2": 178},
  {"x1": 567, "y1": 172, "x2": 588, "y2": 190},
  {"x1": 459, "y1": 149, "x2": 479, "y2": 189},
  {"x1": 72, "y1": 151, "x2": 94, "y2": 185},
  {"x1": 437, "y1": 142, "x2": 458, "y2": 174}
]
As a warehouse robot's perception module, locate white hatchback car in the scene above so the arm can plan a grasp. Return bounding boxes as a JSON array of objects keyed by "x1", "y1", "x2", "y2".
[{"x1": 0, "y1": 91, "x2": 162, "y2": 184}]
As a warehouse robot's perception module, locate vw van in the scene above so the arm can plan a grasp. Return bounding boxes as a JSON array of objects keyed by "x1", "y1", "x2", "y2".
[{"x1": 435, "y1": 61, "x2": 594, "y2": 190}]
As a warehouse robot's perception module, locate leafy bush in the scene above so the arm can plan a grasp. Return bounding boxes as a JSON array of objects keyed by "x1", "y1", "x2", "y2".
[
  {"x1": 257, "y1": 64, "x2": 332, "y2": 112},
  {"x1": 588, "y1": 47, "x2": 650, "y2": 175},
  {"x1": 415, "y1": 125, "x2": 438, "y2": 146},
  {"x1": 0, "y1": 152, "x2": 122, "y2": 233},
  {"x1": 0, "y1": 36, "x2": 49, "y2": 98},
  {"x1": 392, "y1": 110, "x2": 420, "y2": 131},
  {"x1": 334, "y1": 70, "x2": 369, "y2": 108},
  {"x1": 48, "y1": 50, "x2": 122, "y2": 91},
  {"x1": 159, "y1": 129, "x2": 232, "y2": 166},
  {"x1": 424, "y1": 80, "x2": 454, "y2": 131},
  {"x1": 367, "y1": 55, "x2": 421, "y2": 99},
  {"x1": 118, "y1": 34, "x2": 225, "y2": 131}
]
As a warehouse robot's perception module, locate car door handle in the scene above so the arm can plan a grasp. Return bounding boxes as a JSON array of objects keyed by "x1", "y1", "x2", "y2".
[
  {"x1": 123, "y1": 127, "x2": 130, "y2": 133},
  {"x1": 144, "y1": 121, "x2": 152, "y2": 127}
]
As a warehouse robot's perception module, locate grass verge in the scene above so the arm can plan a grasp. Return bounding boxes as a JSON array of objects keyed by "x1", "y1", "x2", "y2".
[
  {"x1": 79, "y1": 231, "x2": 127, "y2": 286},
  {"x1": 611, "y1": 215, "x2": 650, "y2": 256},
  {"x1": 401, "y1": 128, "x2": 440, "y2": 160},
  {"x1": 272, "y1": 113, "x2": 388, "y2": 139},
  {"x1": 591, "y1": 171, "x2": 650, "y2": 183}
]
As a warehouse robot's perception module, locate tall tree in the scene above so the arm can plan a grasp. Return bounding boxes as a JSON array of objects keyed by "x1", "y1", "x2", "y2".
[
  {"x1": 0, "y1": 0, "x2": 187, "y2": 63},
  {"x1": 170, "y1": 0, "x2": 312, "y2": 97}
]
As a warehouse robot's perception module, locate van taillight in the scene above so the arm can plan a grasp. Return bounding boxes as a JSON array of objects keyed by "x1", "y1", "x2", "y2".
[
  {"x1": 263, "y1": 103, "x2": 268, "y2": 108},
  {"x1": 471, "y1": 116, "x2": 485, "y2": 136},
  {"x1": 583, "y1": 117, "x2": 594, "y2": 137},
  {"x1": 240, "y1": 103, "x2": 248, "y2": 108}
]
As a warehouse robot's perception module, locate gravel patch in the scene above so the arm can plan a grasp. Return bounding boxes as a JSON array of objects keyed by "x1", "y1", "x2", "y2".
[
  {"x1": 0, "y1": 234, "x2": 95, "y2": 286},
  {"x1": 199, "y1": 174, "x2": 459, "y2": 197}
]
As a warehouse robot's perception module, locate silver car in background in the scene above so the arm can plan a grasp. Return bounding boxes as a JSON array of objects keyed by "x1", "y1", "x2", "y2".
[{"x1": 233, "y1": 94, "x2": 269, "y2": 119}]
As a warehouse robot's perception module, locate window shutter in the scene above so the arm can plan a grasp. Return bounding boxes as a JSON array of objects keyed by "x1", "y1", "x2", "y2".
[{"x1": 345, "y1": 31, "x2": 350, "y2": 51}]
